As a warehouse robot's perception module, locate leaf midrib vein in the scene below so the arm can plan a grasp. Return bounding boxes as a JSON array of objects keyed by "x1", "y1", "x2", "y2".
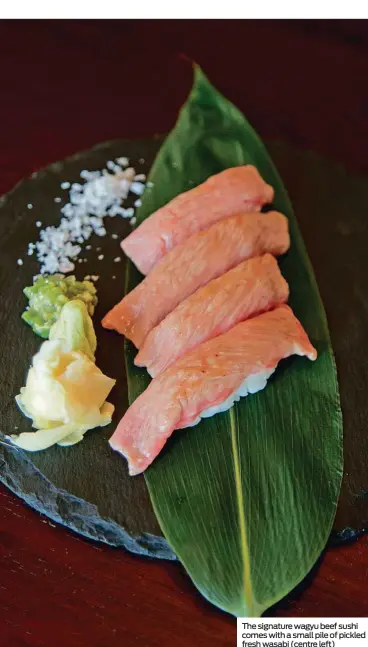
[{"x1": 229, "y1": 407, "x2": 257, "y2": 616}]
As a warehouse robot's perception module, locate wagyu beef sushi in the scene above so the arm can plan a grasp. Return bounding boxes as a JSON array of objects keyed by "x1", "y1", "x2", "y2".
[
  {"x1": 102, "y1": 211, "x2": 289, "y2": 348},
  {"x1": 135, "y1": 254, "x2": 289, "y2": 377},
  {"x1": 109, "y1": 305, "x2": 317, "y2": 475},
  {"x1": 121, "y1": 166, "x2": 274, "y2": 275}
]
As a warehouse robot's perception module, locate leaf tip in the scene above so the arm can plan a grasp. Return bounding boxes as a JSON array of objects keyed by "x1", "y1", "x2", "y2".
[
  {"x1": 177, "y1": 56, "x2": 208, "y2": 86},
  {"x1": 178, "y1": 52, "x2": 195, "y2": 66}
]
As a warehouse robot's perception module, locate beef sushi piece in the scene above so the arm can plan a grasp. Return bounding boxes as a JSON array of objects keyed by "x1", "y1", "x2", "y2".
[
  {"x1": 109, "y1": 305, "x2": 317, "y2": 475},
  {"x1": 121, "y1": 166, "x2": 274, "y2": 275}
]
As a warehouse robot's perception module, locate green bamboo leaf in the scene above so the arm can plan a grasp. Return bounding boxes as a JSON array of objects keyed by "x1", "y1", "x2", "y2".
[{"x1": 125, "y1": 66, "x2": 343, "y2": 617}]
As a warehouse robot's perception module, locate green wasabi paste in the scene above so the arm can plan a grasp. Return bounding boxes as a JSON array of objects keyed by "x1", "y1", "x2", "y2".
[{"x1": 22, "y1": 274, "x2": 98, "y2": 338}]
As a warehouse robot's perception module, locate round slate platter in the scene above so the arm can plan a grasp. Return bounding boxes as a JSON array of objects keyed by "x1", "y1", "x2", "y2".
[{"x1": 0, "y1": 139, "x2": 367, "y2": 561}]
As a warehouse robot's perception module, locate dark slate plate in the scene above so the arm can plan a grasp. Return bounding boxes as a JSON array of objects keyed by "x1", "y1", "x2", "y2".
[{"x1": 0, "y1": 139, "x2": 366, "y2": 560}]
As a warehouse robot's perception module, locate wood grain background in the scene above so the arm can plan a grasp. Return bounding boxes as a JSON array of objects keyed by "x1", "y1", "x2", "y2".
[{"x1": 1, "y1": 19, "x2": 368, "y2": 646}]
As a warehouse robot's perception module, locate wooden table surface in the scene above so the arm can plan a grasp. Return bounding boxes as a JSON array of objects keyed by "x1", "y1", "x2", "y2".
[{"x1": 1, "y1": 19, "x2": 368, "y2": 646}]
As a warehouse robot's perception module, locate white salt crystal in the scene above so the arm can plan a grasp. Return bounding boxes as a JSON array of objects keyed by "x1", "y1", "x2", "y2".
[
  {"x1": 116, "y1": 157, "x2": 129, "y2": 167},
  {"x1": 80, "y1": 170, "x2": 100, "y2": 181},
  {"x1": 59, "y1": 260, "x2": 75, "y2": 273},
  {"x1": 130, "y1": 182, "x2": 145, "y2": 196},
  {"x1": 61, "y1": 182, "x2": 70, "y2": 189},
  {"x1": 17, "y1": 258, "x2": 23, "y2": 265},
  {"x1": 98, "y1": 254, "x2": 104, "y2": 261},
  {"x1": 27, "y1": 203, "x2": 33, "y2": 209},
  {"x1": 113, "y1": 257, "x2": 121, "y2": 263},
  {"x1": 123, "y1": 167, "x2": 136, "y2": 182},
  {"x1": 61, "y1": 203, "x2": 74, "y2": 216},
  {"x1": 70, "y1": 192, "x2": 84, "y2": 205}
]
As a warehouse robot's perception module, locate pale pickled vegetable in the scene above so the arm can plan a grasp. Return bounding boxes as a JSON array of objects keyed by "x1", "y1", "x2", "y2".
[
  {"x1": 49, "y1": 299, "x2": 97, "y2": 360},
  {"x1": 12, "y1": 300, "x2": 115, "y2": 451},
  {"x1": 10, "y1": 403, "x2": 114, "y2": 451}
]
